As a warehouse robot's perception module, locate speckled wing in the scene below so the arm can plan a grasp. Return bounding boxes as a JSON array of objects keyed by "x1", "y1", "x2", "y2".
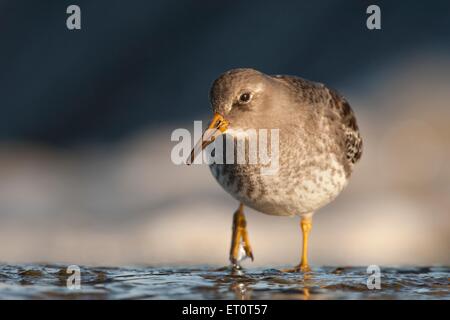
[
  {"x1": 272, "y1": 74, "x2": 363, "y2": 167},
  {"x1": 325, "y1": 87, "x2": 363, "y2": 166}
]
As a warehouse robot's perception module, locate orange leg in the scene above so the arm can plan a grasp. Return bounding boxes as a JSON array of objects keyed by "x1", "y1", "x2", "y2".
[
  {"x1": 229, "y1": 203, "x2": 254, "y2": 266},
  {"x1": 283, "y1": 215, "x2": 313, "y2": 272},
  {"x1": 299, "y1": 216, "x2": 312, "y2": 271}
]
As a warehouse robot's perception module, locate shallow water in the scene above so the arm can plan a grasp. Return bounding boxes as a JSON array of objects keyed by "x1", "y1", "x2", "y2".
[{"x1": 0, "y1": 264, "x2": 448, "y2": 299}]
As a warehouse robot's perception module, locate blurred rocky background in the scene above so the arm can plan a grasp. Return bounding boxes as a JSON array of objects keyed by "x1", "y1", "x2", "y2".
[{"x1": 0, "y1": 0, "x2": 449, "y2": 266}]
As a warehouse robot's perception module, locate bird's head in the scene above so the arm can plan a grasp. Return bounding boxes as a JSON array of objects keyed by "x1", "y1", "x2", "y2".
[
  {"x1": 209, "y1": 68, "x2": 271, "y2": 117},
  {"x1": 187, "y1": 68, "x2": 284, "y2": 164}
]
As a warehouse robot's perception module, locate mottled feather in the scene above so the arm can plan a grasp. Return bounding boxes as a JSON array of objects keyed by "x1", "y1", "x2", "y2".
[{"x1": 272, "y1": 74, "x2": 363, "y2": 167}]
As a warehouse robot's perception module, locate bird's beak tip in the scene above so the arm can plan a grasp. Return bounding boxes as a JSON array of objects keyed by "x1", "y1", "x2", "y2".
[{"x1": 186, "y1": 113, "x2": 228, "y2": 165}]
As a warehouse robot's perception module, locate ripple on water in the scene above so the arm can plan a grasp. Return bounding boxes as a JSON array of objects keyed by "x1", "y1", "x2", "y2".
[{"x1": 0, "y1": 264, "x2": 448, "y2": 299}]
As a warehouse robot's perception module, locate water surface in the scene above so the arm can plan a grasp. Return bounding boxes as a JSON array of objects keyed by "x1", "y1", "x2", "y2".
[{"x1": 0, "y1": 264, "x2": 448, "y2": 299}]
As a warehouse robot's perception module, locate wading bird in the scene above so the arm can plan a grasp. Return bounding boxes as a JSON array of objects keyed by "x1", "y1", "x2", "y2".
[{"x1": 187, "y1": 68, "x2": 362, "y2": 272}]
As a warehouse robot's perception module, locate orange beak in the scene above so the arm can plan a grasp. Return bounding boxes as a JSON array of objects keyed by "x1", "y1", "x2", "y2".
[{"x1": 186, "y1": 113, "x2": 229, "y2": 165}]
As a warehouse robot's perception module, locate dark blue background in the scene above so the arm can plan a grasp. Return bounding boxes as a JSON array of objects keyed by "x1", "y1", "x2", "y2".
[{"x1": 1, "y1": 0, "x2": 449, "y2": 146}]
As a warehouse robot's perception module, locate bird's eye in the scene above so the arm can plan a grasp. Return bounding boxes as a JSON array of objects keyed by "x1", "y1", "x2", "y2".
[{"x1": 239, "y1": 92, "x2": 252, "y2": 103}]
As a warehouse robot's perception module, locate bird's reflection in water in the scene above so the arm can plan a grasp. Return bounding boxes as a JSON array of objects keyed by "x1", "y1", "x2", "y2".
[
  {"x1": 218, "y1": 266, "x2": 316, "y2": 300},
  {"x1": 299, "y1": 272, "x2": 312, "y2": 300},
  {"x1": 230, "y1": 281, "x2": 252, "y2": 300},
  {"x1": 302, "y1": 287, "x2": 311, "y2": 299},
  {"x1": 229, "y1": 267, "x2": 253, "y2": 300}
]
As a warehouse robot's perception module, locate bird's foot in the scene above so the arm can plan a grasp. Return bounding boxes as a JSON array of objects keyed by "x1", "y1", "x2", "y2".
[
  {"x1": 281, "y1": 264, "x2": 312, "y2": 273},
  {"x1": 230, "y1": 204, "x2": 254, "y2": 266},
  {"x1": 242, "y1": 240, "x2": 254, "y2": 262},
  {"x1": 230, "y1": 240, "x2": 254, "y2": 266},
  {"x1": 215, "y1": 264, "x2": 244, "y2": 274}
]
